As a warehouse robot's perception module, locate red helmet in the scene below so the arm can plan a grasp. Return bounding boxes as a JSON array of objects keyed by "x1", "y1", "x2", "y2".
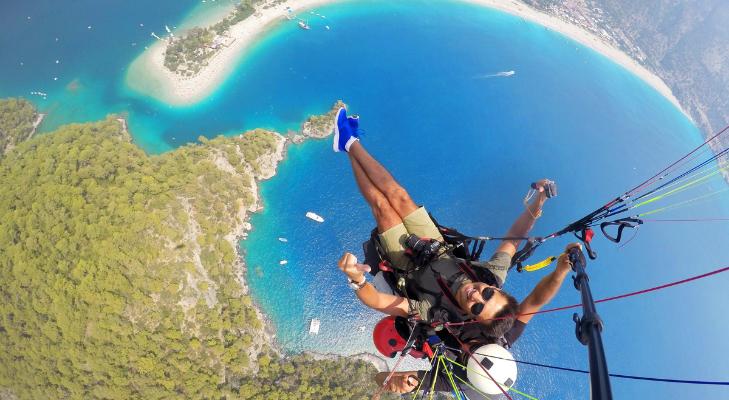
[{"x1": 372, "y1": 316, "x2": 425, "y2": 359}]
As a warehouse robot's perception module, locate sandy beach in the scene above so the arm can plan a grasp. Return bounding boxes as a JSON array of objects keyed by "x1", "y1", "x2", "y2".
[
  {"x1": 125, "y1": 0, "x2": 339, "y2": 106},
  {"x1": 465, "y1": 0, "x2": 687, "y2": 117},
  {"x1": 126, "y1": 0, "x2": 686, "y2": 116}
]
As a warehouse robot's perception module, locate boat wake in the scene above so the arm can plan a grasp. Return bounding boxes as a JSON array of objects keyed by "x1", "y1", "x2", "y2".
[{"x1": 475, "y1": 70, "x2": 516, "y2": 79}]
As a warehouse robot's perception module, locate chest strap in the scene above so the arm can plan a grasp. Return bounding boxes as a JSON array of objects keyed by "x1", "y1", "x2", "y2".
[{"x1": 435, "y1": 274, "x2": 461, "y2": 311}]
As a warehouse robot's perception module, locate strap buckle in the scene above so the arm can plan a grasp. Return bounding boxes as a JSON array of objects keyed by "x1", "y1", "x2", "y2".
[
  {"x1": 574, "y1": 227, "x2": 598, "y2": 260},
  {"x1": 511, "y1": 237, "x2": 544, "y2": 272}
]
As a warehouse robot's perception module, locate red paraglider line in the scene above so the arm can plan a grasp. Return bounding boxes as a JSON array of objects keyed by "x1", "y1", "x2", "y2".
[{"x1": 445, "y1": 265, "x2": 729, "y2": 327}]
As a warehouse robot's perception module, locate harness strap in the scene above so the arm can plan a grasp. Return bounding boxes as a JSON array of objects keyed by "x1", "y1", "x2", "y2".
[
  {"x1": 470, "y1": 240, "x2": 486, "y2": 260},
  {"x1": 435, "y1": 262, "x2": 490, "y2": 310},
  {"x1": 436, "y1": 275, "x2": 462, "y2": 311},
  {"x1": 457, "y1": 261, "x2": 479, "y2": 282},
  {"x1": 600, "y1": 217, "x2": 643, "y2": 243},
  {"x1": 511, "y1": 237, "x2": 543, "y2": 272}
]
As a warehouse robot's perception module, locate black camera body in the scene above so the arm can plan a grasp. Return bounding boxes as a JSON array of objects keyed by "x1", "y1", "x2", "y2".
[{"x1": 404, "y1": 234, "x2": 442, "y2": 268}]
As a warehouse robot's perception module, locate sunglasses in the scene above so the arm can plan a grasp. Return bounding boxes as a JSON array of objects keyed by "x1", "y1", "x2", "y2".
[{"x1": 470, "y1": 287, "x2": 496, "y2": 316}]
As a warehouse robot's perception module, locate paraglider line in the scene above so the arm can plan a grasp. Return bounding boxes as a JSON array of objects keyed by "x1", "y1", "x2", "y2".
[
  {"x1": 477, "y1": 355, "x2": 729, "y2": 386},
  {"x1": 624, "y1": 123, "x2": 729, "y2": 198},
  {"x1": 443, "y1": 356, "x2": 539, "y2": 400},
  {"x1": 445, "y1": 325, "x2": 514, "y2": 400},
  {"x1": 640, "y1": 218, "x2": 729, "y2": 222},
  {"x1": 444, "y1": 265, "x2": 729, "y2": 326}
]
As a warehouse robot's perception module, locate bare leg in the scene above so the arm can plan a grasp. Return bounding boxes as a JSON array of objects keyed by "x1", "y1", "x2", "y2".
[
  {"x1": 348, "y1": 141, "x2": 418, "y2": 218},
  {"x1": 350, "y1": 156, "x2": 402, "y2": 233}
]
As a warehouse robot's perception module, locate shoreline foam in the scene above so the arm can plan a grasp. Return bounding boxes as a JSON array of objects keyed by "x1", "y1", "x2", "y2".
[
  {"x1": 125, "y1": 0, "x2": 339, "y2": 106},
  {"x1": 125, "y1": 0, "x2": 688, "y2": 119},
  {"x1": 463, "y1": 0, "x2": 688, "y2": 119}
]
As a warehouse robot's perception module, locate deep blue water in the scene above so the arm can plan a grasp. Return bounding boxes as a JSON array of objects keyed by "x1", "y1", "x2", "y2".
[{"x1": 1, "y1": 1, "x2": 728, "y2": 398}]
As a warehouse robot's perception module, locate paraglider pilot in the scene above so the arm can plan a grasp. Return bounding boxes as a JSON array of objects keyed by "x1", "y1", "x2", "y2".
[{"x1": 331, "y1": 106, "x2": 580, "y2": 394}]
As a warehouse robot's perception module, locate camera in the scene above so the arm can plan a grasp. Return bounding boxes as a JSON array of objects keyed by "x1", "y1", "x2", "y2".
[{"x1": 404, "y1": 234, "x2": 442, "y2": 267}]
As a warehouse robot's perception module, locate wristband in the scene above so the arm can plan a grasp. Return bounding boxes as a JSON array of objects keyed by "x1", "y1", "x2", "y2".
[{"x1": 348, "y1": 277, "x2": 367, "y2": 291}]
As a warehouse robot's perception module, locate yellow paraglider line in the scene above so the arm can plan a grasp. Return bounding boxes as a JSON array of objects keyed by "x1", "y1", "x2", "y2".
[{"x1": 444, "y1": 356, "x2": 540, "y2": 400}]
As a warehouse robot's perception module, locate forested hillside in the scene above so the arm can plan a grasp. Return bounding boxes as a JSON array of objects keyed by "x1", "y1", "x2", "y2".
[
  {"x1": 0, "y1": 101, "x2": 382, "y2": 399},
  {"x1": 0, "y1": 98, "x2": 38, "y2": 157}
]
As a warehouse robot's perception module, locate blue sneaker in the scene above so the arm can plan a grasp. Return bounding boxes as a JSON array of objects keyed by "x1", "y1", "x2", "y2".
[
  {"x1": 333, "y1": 106, "x2": 359, "y2": 152},
  {"x1": 348, "y1": 114, "x2": 360, "y2": 136}
]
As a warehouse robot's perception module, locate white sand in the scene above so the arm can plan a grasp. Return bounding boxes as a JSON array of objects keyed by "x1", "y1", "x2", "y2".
[
  {"x1": 126, "y1": 0, "x2": 686, "y2": 117},
  {"x1": 465, "y1": 0, "x2": 687, "y2": 117},
  {"x1": 125, "y1": 0, "x2": 339, "y2": 106}
]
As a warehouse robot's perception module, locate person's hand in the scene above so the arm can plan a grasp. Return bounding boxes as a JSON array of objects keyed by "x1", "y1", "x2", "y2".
[
  {"x1": 532, "y1": 179, "x2": 555, "y2": 199},
  {"x1": 338, "y1": 252, "x2": 370, "y2": 282},
  {"x1": 375, "y1": 371, "x2": 419, "y2": 394},
  {"x1": 557, "y1": 242, "x2": 582, "y2": 273}
]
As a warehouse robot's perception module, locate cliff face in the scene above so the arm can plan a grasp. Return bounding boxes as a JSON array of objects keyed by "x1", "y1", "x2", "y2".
[{"x1": 524, "y1": 0, "x2": 729, "y2": 162}]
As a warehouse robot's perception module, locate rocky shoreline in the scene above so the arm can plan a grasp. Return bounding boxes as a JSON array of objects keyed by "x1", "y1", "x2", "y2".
[
  {"x1": 218, "y1": 100, "x2": 388, "y2": 368},
  {"x1": 302, "y1": 351, "x2": 390, "y2": 373}
]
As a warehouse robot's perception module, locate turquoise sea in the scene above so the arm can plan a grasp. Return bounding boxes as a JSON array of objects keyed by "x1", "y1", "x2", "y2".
[{"x1": 2, "y1": 1, "x2": 728, "y2": 398}]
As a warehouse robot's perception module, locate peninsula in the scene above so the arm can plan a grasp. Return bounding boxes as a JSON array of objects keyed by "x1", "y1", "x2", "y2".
[
  {"x1": 0, "y1": 99, "x2": 387, "y2": 399},
  {"x1": 126, "y1": 0, "x2": 686, "y2": 117},
  {"x1": 126, "y1": 0, "x2": 337, "y2": 106}
]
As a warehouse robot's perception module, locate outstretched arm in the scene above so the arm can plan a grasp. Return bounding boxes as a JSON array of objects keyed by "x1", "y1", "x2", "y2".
[
  {"x1": 517, "y1": 243, "x2": 580, "y2": 324},
  {"x1": 494, "y1": 179, "x2": 552, "y2": 257},
  {"x1": 338, "y1": 253, "x2": 409, "y2": 317}
]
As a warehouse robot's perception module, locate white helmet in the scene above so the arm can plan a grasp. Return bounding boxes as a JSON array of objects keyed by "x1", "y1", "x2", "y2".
[{"x1": 466, "y1": 344, "x2": 518, "y2": 395}]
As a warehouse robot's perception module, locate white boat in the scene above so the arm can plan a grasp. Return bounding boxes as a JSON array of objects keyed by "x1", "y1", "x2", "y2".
[
  {"x1": 298, "y1": 20, "x2": 310, "y2": 30},
  {"x1": 305, "y1": 211, "x2": 324, "y2": 222},
  {"x1": 278, "y1": 237, "x2": 288, "y2": 243},
  {"x1": 279, "y1": 260, "x2": 288, "y2": 265},
  {"x1": 309, "y1": 319, "x2": 320, "y2": 335},
  {"x1": 325, "y1": 25, "x2": 330, "y2": 30}
]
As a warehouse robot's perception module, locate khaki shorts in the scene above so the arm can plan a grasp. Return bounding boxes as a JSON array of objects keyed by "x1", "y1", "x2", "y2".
[{"x1": 378, "y1": 207, "x2": 444, "y2": 270}]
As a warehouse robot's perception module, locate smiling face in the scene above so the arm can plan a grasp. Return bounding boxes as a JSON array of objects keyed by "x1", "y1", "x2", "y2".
[{"x1": 455, "y1": 281, "x2": 510, "y2": 323}]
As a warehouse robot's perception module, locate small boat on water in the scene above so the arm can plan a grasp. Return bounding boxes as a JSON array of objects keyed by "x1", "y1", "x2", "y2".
[
  {"x1": 279, "y1": 260, "x2": 288, "y2": 266},
  {"x1": 278, "y1": 237, "x2": 288, "y2": 243},
  {"x1": 298, "y1": 20, "x2": 310, "y2": 30},
  {"x1": 325, "y1": 25, "x2": 330, "y2": 30},
  {"x1": 305, "y1": 211, "x2": 324, "y2": 222},
  {"x1": 309, "y1": 319, "x2": 320, "y2": 335}
]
